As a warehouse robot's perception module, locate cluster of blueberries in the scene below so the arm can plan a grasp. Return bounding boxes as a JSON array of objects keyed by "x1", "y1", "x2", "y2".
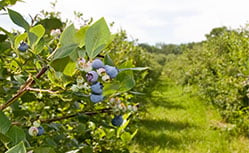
[
  {"x1": 86, "y1": 59, "x2": 119, "y2": 103},
  {"x1": 28, "y1": 55, "x2": 126, "y2": 136},
  {"x1": 85, "y1": 59, "x2": 124, "y2": 127}
]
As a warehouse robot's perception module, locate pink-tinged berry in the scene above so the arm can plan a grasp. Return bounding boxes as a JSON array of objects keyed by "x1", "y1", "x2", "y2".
[
  {"x1": 50, "y1": 29, "x2": 61, "y2": 37},
  {"x1": 97, "y1": 68, "x2": 106, "y2": 76},
  {"x1": 86, "y1": 71, "x2": 98, "y2": 83},
  {"x1": 28, "y1": 126, "x2": 39, "y2": 136}
]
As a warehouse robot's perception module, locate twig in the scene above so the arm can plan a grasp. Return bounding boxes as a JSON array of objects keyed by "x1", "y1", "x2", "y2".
[
  {"x1": 26, "y1": 87, "x2": 58, "y2": 94},
  {"x1": 0, "y1": 66, "x2": 49, "y2": 111}
]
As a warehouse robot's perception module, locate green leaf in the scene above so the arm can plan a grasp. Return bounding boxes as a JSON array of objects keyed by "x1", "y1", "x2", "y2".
[
  {"x1": 131, "y1": 129, "x2": 138, "y2": 139},
  {"x1": 8, "y1": 9, "x2": 29, "y2": 31},
  {"x1": 60, "y1": 24, "x2": 76, "y2": 46},
  {"x1": 117, "y1": 70, "x2": 135, "y2": 92},
  {"x1": 14, "y1": 33, "x2": 27, "y2": 49},
  {"x1": 76, "y1": 48, "x2": 86, "y2": 58},
  {"x1": 0, "y1": 42, "x2": 11, "y2": 53},
  {"x1": 0, "y1": 111, "x2": 11, "y2": 134},
  {"x1": 117, "y1": 119, "x2": 130, "y2": 138},
  {"x1": 6, "y1": 126, "x2": 26, "y2": 145},
  {"x1": 75, "y1": 25, "x2": 89, "y2": 48},
  {"x1": 121, "y1": 132, "x2": 132, "y2": 143},
  {"x1": 37, "y1": 18, "x2": 63, "y2": 34},
  {"x1": 50, "y1": 56, "x2": 76, "y2": 76},
  {"x1": 29, "y1": 24, "x2": 45, "y2": 46},
  {"x1": 28, "y1": 32, "x2": 37, "y2": 47},
  {"x1": 52, "y1": 44, "x2": 78, "y2": 61},
  {"x1": 5, "y1": 141, "x2": 26, "y2": 153},
  {"x1": 103, "y1": 81, "x2": 120, "y2": 96},
  {"x1": 34, "y1": 147, "x2": 56, "y2": 153},
  {"x1": 104, "y1": 54, "x2": 115, "y2": 66},
  {"x1": 0, "y1": 34, "x2": 7, "y2": 42},
  {"x1": 0, "y1": 132, "x2": 11, "y2": 145},
  {"x1": 85, "y1": 17, "x2": 111, "y2": 59}
]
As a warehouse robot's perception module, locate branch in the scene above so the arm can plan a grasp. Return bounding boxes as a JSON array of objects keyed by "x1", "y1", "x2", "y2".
[{"x1": 0, "y1": 66, "x2": 49, "y2": 111}]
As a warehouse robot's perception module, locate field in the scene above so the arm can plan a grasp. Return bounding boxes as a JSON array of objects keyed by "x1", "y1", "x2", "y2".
[{"x1": 130, "y1": 76, "x2": 249, "y2": 153}]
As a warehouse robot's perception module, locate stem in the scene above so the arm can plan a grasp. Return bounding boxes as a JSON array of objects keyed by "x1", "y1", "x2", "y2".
[
  {"x1": 0, "y1": 66, "x2": 49, "y2": 111},
  {"x1": 27, "y1": 87, "x2": 58, "y2": 94}
]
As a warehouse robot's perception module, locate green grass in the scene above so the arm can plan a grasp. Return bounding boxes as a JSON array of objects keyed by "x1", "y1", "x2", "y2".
[{"x1": 129, "y1": 76, "x2": 249, "y2": 153}]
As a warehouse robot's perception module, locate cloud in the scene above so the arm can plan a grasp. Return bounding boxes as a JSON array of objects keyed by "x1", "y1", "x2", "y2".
[{"x1": 2, "y1": 0, "x2": 249, "y2": 44}]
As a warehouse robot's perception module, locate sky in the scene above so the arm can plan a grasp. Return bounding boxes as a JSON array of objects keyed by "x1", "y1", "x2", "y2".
[{"x1": 1, "y1": 0, "x2": 249, "y2": 45}]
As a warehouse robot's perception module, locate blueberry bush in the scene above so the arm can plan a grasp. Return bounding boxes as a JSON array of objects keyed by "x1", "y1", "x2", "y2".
[
  {"x1": 0, "y1": 4, "x2": 150, "y2": 152},
  {"x1": 165, "y1": 26, "x2": 249, "y2": 135}
]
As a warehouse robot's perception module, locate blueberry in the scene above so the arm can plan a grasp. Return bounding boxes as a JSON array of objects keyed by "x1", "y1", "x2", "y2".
[
  {"x1": 111, "y1": 115, "x2": 123, "y2": 126},
  {"x1": 18, "y1": 42, "x2": 29, "y2": 52},
  {"x1": 92, "y1": 59, "x2": 104, "y2": 69},
  {"x1": 37, "y1": 126, "x2": 44, "y2": 136},
  {"x1": 104, "y1": 65, "x2": 119, "y2": 78},
  {"x1": 86, "y1": 71, "x2": 98, "y2": 83},
  {"x1": 90, "y1": 94, "x2": 104, "y2": 103},
  {"x1": 91, "y1": 82, "x2": 103, "y2": 94}
]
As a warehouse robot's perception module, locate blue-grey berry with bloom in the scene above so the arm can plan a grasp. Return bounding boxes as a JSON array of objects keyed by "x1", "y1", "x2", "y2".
[
  {"x1": 18, "y1": 42, "x2": 29, "y2": 52},
  {"x1": 90, "y1": 94, "x2": 104, "y2": 103},
  {"x1": 37, "y1": 126, "x2": 44, "y2": 136},
  {"x1": 111, "y1": 115, "x2": 123, "y2": 126},
  {"x1": 86, "y1": 71, "x2": 98, "y2": 83},
  {"x1": 92, "y1": 59, "x2": 104, "y2": 69},
  {"x1": 104, "y1": 65, "x2": 119, "y2": 78},
  {"x1": 91, "y1": 82, "x2": 103, "y2": 94}
]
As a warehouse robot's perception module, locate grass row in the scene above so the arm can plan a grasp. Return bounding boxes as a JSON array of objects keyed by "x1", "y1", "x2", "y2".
[{"x1": 129, "y1": 76, "x2": 249, "y2": 153}]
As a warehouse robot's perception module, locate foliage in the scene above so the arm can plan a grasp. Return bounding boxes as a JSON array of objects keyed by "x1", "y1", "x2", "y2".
[
  {"x1": 0, "y1": 7, "x2": 149, "y2": 152},
  {"x1": 0, "y1": 0, "x2": 20, "y2": 10},
  {"x1": 106, "y1": 30, "x2": 162, "y2": 99},
  {"x1": 165, "y1": 25, "x2": 249, "y2": 134}
]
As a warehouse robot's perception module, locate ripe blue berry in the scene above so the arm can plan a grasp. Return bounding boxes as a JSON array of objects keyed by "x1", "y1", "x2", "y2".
[
  {"x1": 92, "y1": 59, "x2": 104, "y2": 69},
  {"x1": 37, "y1": 126, "x2": 44, "y2": 136},
  {"x1": 91, "y1": 82, "x2": 103, "y2": 94},
  {"x1": 86, "y1": 71, "x2": 98, "y2": 83},
  {"x1": 18, "y1": 42, "x2": 29, "y2": 52},
  {"x1": 111, "y1": 115, "x2": 123, "y2": 126},
  {"x1": 90, "y1": 94, "x2": 104, "y2": 103},
  {"x1": 104, "y1": 65, "x2": 119, "y2": 78}
]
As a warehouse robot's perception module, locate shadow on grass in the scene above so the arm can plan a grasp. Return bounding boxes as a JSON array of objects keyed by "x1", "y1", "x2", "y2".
[
  {"x1": 133, "y1": 118, "x2": 198, "y2": 152},
  {"x1": 139, "y1": 119, "x2": 196, "y2": 131},
  {"x1": 150, "y1": 96, "x2": 186, "y2": 110},
  {"x1": 134, "y1": 131, "x2": 182, "y2": 152}
]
